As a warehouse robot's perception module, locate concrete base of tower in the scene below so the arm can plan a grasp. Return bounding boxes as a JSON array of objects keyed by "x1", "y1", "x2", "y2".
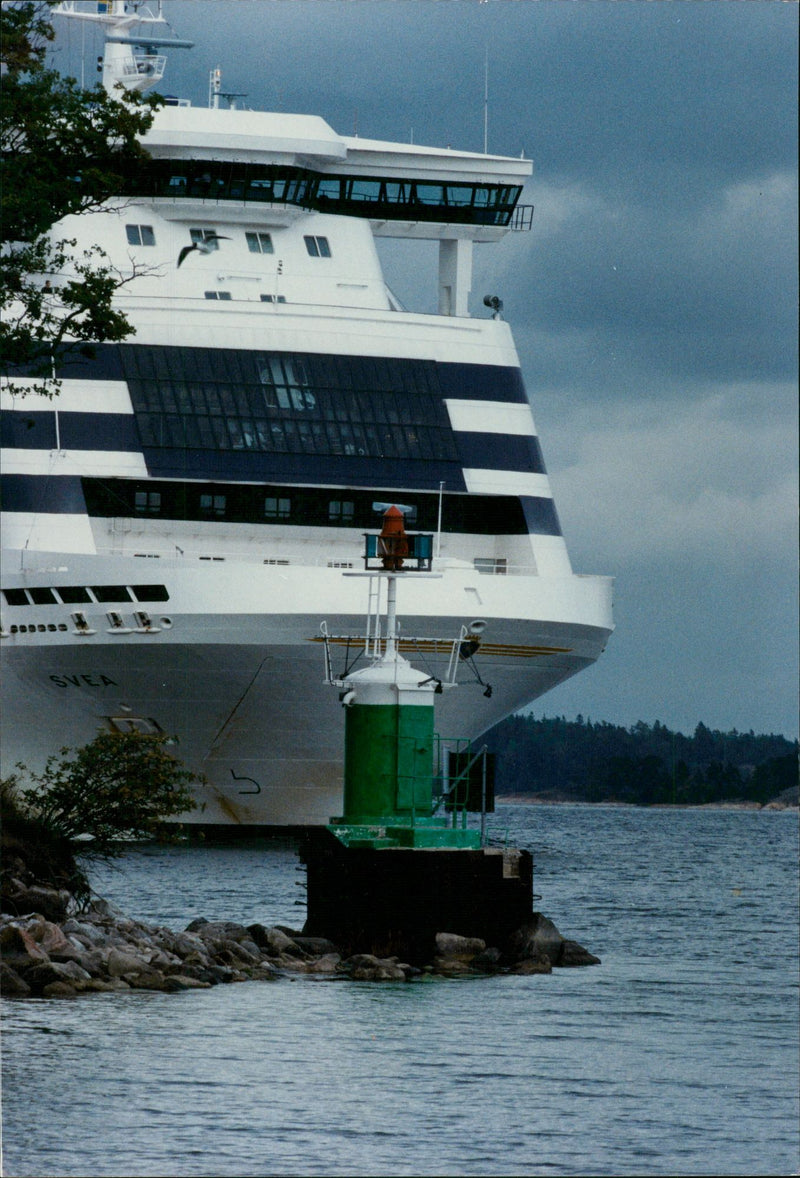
[{"x1": 301, "y1": 827, "x2": 537, "y2": 963}]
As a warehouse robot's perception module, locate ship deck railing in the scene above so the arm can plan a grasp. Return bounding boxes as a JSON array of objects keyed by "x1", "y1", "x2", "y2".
[{"x1": 116, "y1": 548, "x2": 540, "y2": 576}]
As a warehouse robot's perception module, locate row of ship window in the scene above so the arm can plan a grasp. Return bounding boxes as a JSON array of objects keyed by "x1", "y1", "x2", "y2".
[
  {"x1": 126, "y1": 224, "x2": 331, "y2": 257},
  {"x1": 119, "y1": 160, "x2": 522, "y2": 226},
  {"x1": 136, "y1": 492, "x2": 367, "y2": 524},
  {"x1": 3, "y1": 611, "x2": 164, "y2": 636},
  {"x1": 133, "y1": 411, "x2": 455, "y2": 460},
  {"x1": 204, "y1": 293, "x2": 287, "y2": 303},
  {"x1": 2, "y1": 585, "x2": 170, "y2": 607},
  {"x1": 125, "y1": 349, "x2": 456, "y2": 459},
  {"x1": 1, "y1": 556, "x2": 510, "y2": 631},
  {"x1": 82, "y1": 480, "x2": 531, "y2": 536},
  {"x1": 121, "y1": 346, "x2": 443, "y2": 398}
]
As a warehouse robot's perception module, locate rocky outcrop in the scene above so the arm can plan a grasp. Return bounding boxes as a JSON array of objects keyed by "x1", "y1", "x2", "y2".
[
  {"x1": 1, "y1": 823, "x2": 599, "y2": 996},
  {"x1": 0, "y1": 897, "x2": 599, "y2": 998}
]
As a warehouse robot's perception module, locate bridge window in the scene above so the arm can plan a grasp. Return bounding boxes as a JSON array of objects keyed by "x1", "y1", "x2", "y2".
[
  {"x1": 54, "y1": 586, "x2": 91, "y2": 604},
  {"x1": 131, "y1": 585, "x2": 170, "y2": 602},
  {"x1": 246, "y1": 232, "x2": 274, "y2": 254},
  {"x1": 304, "y1": 235, "x2": 331, "y2": 258},
  {"x1": 29, "y1": 587, "x2": 58, "y2": 604},
  {"x1": 120, "y1": 159, "x2": 523, "y2": 226},
  {"x1": 200, "y1": 493, "x2": 226, "y2": 516},
  {"x1": 126, "y1": 224, "x2": 155, "y2": 246},
  {"x1": 92, "y1": 585, "x2": 133, "y2": 602},
  {"x1": 264, "y1": 496, "x2": 291, "y2": 520},
  {"x1": 328, "y1": 499, "x2": 355, "y2": 524},
  {"x1": 135, "y1": 490, "x2": 161, "y2": 514},
  {"x1": 2, "y1": 589, "x2": 30, "y2": 606}
]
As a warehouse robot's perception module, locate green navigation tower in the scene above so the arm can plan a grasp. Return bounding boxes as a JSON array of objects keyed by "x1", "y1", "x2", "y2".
[{"x1": 323, "y1": 505, "x2": 483, "y2": 850}]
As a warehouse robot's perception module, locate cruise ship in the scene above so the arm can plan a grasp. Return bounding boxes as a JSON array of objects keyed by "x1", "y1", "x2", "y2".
[{"x1": 0, "y1": 1, "x2": 614, "y2": 828}]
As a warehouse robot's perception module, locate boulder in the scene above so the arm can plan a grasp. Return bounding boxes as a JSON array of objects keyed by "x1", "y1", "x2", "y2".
[
  {"x1": 41, "y1": 981, "x2": 76, "y2": 998},
  {"x1": 0, "y1": 963, "x2": 31, "y2": 996},
  {"x1": 6, "y1": 886, "x2": 70, "y2": 922},
  {"x1": 73, "y1": 948, "x2": 109, "y2": 979},
  {"x1": 509, "y1": 914, "x2": 564, "y2": 965},
  {"x1": 107, "y1": 947, "x2": 153, "y2": 978},
  {"x1": 184, "y1": 917, "x2": 211, "y2": 932},
  {"x1": 186, "y1": 919, "x2": 253, "y2": 943},
  {"x1": 52, "y1": 959, "x2": 92, "y2": 987},
  {"x1": 212, "y1": 938, "x2": 260, "y2": 965},
  {"x1": 85, "y1": 898, "x2": 127, "y2": 920},
  {"x1": 274, "y1": 954, "x2": 311, "y2": 973},
  {"x1": 20, "y1": 963, "x2": 69, "y2": 993},
  {"x1": 471, "y1": 946, "x2": 502, "y2": 971},
  {"x1": 148, "y1": 949, "x2": 183, "y2": 972},
  {"x1": 560, "y1": 940, "x2": 601, "y2": 967},
  {"x1": 125, "y1": 971, "x2": 168, "y2": 991},
  {"x1": 162, "y1": 960, "x2": 217, "y2": 985},
  {"x1": 159, "y1": 930, "x2": 208, "y2": 960},
  {"x1": 290, "y1": 935, "x2": 339, "y2": 957},
  {"x1": 205, "y1": 964, "x2": 242, "y2": 984},
  {"x1": 61, "y1": 919, "x2": 108, "y2": 948},
  {"x1": 247, "y1": 925, "x2": 304, "y2": 958},
  {"x1": 305, "y1": 953, "x2": 342, "y2": 974},
  {"x1": 509, "y1": 957, "x2": 553, "y2": 975},
  {"x1": 246, "y1": 964, "x2": 281, "y2": 982},
  {"x1": 340, "y1": 954, "x2": 407, "y2": 982},
  {"x1": 435, "y1": 932, "x2": 487, "y2": 959},
  {"x1": 162, "y1": 974, "x2": 213, "y2": 992},
  {"x1": 0, "y1": 923, "x2": 51, "y2": 971},
  {"x1": 39, "y1": 921, "x2": 85, "y2": 962}
]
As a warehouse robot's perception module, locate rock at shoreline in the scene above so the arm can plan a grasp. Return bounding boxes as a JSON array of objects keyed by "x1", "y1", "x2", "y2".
[
  {"x1": 508, "y1": 913, "x2": 600, "y2": 969},
  {"x1": 0, "y1": 898, "x2": 601, "y2": 998}
]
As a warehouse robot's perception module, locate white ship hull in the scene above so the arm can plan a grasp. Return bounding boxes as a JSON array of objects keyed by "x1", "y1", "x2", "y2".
[{"x1": 1, "y1": 551, "x2": 611, "y2": 825}]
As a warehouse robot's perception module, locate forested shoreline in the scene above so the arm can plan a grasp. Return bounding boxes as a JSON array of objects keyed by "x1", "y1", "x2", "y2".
[{"x1": 485, "y1": 715, "x2": 798, "y2": 806}]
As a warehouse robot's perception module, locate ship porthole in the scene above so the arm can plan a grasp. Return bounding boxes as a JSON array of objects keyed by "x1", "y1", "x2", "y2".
[{"x1": 159, "y1": 617, "x2": 173, "y2": 628}]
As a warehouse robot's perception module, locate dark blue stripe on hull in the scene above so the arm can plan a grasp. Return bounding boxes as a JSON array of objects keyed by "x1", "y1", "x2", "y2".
[
  {"x1": 454, "y1": 433, "x2": 546, "y2": 474},
  {"x1": 3, "y1": 346, "x2": 542, "y2": 493},
  {"x1": 521, "y1": 496, "x2": 562, "y2": 536},
  {"x1": 1, "y1": 412, "x2": 141, "y2": 452},
  {"x1": 435, "y1": 363, "x2": 527, "y2": 403},
  {"x1": 1, "y1": 475, "x2": 562, "y2": 538},
  {"x1": 1, "y1": 475, "x2": 87, "y2": 513},
  {"x1": 6, "y1": 346, "x2": 529, "y2": 404},
  {"x1": 139, "y1": 449, "x2": 468, "y2": 491}
]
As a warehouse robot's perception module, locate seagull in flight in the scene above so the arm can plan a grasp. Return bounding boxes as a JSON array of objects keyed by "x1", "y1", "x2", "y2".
[{"x1": 177, "y1": 233, "x2": 231, "y2": 268}]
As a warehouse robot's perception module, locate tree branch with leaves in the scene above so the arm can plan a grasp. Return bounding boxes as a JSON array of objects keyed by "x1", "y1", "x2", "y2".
[
  {"x1": 1, "y1": 0, "x2": 160, "y2": 395},
  {"x1": 14, "y1": 730, "x2": 203, "y2": 856}
]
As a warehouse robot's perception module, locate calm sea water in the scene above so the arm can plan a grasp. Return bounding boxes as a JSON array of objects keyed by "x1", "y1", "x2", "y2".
[{"x1": 2, "y1": 805, "x2": 798, "y2": 1177}]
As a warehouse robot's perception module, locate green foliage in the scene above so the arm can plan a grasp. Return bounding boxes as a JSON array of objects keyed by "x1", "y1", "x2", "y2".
[
  {"x1": 1, "y1": 772, "x2": 91, "y2": 902},
  {"x1": 485, "y1": 714, "x2": 798, "y2": 805},
  {"x1": 15, "y1": 730, "x2": 203, "y2": 855},
  {"x1": 1, "y1": 1, "x2": 159, "y2": 394}
]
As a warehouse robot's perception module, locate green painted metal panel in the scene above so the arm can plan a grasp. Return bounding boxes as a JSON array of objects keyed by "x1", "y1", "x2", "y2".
[{"x1": 343, "y1": 703, "x2": 434, "y2": 820}]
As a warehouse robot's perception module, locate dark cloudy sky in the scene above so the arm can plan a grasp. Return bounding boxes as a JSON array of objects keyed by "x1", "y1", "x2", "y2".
[{"x1": 53, "y1": 0, "x2": 798, "y2": 738}]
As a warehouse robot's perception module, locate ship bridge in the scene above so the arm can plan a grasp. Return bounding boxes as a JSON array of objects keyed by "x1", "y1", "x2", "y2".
[{"x1": 132, "y1": 106, "x2": 532, "y2": 317}]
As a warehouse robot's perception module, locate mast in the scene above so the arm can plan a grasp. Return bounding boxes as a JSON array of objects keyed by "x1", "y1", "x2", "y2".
[{"x1": 52, "y1": 0, "x2": 193, "y2": 94}]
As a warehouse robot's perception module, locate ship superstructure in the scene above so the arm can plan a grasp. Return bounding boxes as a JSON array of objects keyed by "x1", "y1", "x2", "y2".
[{"x1": 0, "y1": 1, "x2": 613, "y2": 827}]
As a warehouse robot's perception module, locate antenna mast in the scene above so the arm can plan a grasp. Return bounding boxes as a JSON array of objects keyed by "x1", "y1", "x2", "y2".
[{"x1": 483, "y1": 47, "x2": 489, "y2": 154}]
